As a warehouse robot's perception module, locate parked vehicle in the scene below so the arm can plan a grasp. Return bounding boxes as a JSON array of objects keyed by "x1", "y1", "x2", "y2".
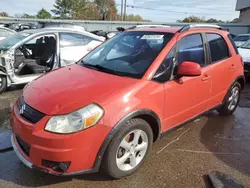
[
  {"x1": 11, "y1": 24, "x2": 244, "y2": 179},
  {"x1": 0, "y1": 27, "x2": 16, "y2": 40},
  {"x1": 238, "y1": 39, "x2": 250, "y2": 78},
  {"x1": 0, "y1": 28, "x2": 105, "y2": 93},
  {"x1": 4, "y1": 23, "x2": 37, "y2": 32},
  {"x1": 37, "y1": 22, "x2": 86, "y2": 31},
  {"x1": 234, "y1": 34, "x2": 250, "y2": 47}
]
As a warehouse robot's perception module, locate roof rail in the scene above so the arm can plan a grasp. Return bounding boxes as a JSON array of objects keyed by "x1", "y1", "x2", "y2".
[
  {"x1": 128, "y1": 24, "x2": 171, "y2": 30},
  {"x1": 179, "y1": 24, "x2": 224, "y2": 32}
]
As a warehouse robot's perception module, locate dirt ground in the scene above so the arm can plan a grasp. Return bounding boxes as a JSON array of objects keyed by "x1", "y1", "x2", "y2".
[{"x1": 0, "y1": 84, "x2": 250, "y2": 188}]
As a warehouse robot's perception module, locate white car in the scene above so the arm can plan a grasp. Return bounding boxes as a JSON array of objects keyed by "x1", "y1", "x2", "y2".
[
  {"x1": 238, "y1": 39, "x2": 250, "y2": 77},
  {"x1": 0, "y1": 27, "x2": 16, "y2": 40},
  {"x1": 0, "y1": 28, "x2": 105, "y2": 93},
  {"x1": 234, "y1": 34, "x2": 250, "y2": 47}
]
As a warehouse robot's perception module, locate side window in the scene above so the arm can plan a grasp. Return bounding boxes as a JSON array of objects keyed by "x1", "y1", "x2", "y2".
[
  {"x1": 206, "y1": 33, "x2": 230, "y2": 63},
  {"x1": 153, "y1": 46, "x2": 176, "y2": 83},
  {"x1": 178, "y1": 34, "x2": 205, "y2": 67},
  {"x1": 60, "y1": 33, "x2": 95, "y2": 47}
]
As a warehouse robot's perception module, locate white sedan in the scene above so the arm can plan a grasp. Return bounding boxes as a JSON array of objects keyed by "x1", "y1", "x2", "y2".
[
  {"x1": 0, "y1": 27, "x2": 16, "y2": 40},
  {"x1": 238, "y1": 39, "x2": 250, "y2": 77}
]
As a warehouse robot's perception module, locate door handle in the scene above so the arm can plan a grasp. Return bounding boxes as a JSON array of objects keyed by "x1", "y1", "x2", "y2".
[
  {"x1": 230, "y1": 64, "x2": 236, "y2": 70},
  {"x1": 201, "y1": 74, "x2": 210, "y2": 81}
]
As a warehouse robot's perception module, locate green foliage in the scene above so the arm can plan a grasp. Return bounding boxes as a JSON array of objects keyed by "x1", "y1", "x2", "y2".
[
  {"x1": 52, "y1": 0, "x2": 73, "y2": 19},
  {"x1": 0, "y1": 12, "x2": 8, "y2": 17},
  {"x1": 37, "y1": 8, "x2": 52, "y2": 19},
  {"x1": 179, "y1": 16, "x2": 239, "y2": 23}
]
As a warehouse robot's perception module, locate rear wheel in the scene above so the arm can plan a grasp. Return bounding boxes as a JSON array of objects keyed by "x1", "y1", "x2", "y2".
[
  {"x1": 102, "y1": 118, "x2": 153, "y2": 179},
  {"x1": 0, "y1": 75, "x2": 7, "y2": 94},
  {"x1": 217, "y1": 82, "x2": 241, "y2": 116}
]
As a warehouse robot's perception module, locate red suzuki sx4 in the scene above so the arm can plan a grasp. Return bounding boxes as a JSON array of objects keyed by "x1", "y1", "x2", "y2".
[{"x1": 11, "y1": 25, "x2": 245, "y2": 179}]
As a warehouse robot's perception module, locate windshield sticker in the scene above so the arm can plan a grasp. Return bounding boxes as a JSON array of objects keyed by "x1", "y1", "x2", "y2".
[
  {"x1": 141, "y1": 35, "x2": 164, "y2": 40},
  {"x1": 21, "y1": 33, "x2": 30, "y2": 37}
]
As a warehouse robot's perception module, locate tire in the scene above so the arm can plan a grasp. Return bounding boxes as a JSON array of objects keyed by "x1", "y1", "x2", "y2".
[
  {"x1": 217, "y1": 82, "x2": 241, "y2": 116},
  {"x1": 0, "y1": 75, "x2": 7, "y2": 94},
  {"x1": 102, "y1": 118, "x2": 153, "y2": 179}
]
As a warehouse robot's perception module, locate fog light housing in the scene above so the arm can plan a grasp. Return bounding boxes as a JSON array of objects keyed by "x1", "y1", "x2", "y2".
[{"x1": 42, "y1": 160, "x2": 71, "y2": 173}]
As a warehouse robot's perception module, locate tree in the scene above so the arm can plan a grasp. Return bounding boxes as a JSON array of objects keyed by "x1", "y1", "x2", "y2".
[
  {"x1": 71, "y1": 0, "x2": 88, "y2": 19},
  {"x1": 181, "y1": 16, "x2": 206, "y2": 23},
  {"x1": 37, "y1": 8, "x2": 52, "y2": 19},
  {"x1": 94, "y1": 0, "x2": 117, "y2": 20},
  {"x1": 52, "y1": 0, "x2": 73, "y2": 19},
  {"x1": 0, "y1": 12, "x2": 8, "y2": 17},
  {"x1": 231, "y1": 18, "x2": 239, "y2": 23},
  {"x1": 21, "y1": 13, "x2": 36, "y2": 18},
  {"x1": 206, "y1": 18, "x2": 219, "y2": 23}
]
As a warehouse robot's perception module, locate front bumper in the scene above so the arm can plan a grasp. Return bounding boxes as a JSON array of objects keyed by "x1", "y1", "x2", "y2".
[{"x1": 11, "y1": 103, "x2": 111, "y2": 176}]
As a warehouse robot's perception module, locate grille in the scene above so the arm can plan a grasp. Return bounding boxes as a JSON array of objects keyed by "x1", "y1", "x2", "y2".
[
  {"x1": 16, "y1": 135, "x2": 30, "y2": 157},
  {"x1": 17, "y1": 97, "x2": 45, "y2": 124}
]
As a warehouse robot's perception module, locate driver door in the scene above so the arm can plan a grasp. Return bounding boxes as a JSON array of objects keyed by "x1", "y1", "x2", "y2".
[{"x1": 161, "y1": 33, "x2": 211, "y2": 130}]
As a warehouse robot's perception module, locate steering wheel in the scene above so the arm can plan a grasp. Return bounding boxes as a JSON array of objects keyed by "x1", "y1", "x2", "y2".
[{"x1": 19, "y1": 45, "x2": 31, "y2": 58}]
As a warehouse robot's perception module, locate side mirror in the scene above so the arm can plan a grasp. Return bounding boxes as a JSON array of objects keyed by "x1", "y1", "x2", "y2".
[{"x1": 177, "y1": 61, "x2": 202, "y2": 77}]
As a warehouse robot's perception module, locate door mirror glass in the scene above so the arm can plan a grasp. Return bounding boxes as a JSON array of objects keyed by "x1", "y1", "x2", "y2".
[{"x1": 177, "y1": 61, "x2": 202, "y2": 77}]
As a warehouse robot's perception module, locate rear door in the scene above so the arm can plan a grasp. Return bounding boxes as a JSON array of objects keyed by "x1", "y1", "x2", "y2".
[{"x1": 204, "y1": 33, "x2": 233, "y2": 110}]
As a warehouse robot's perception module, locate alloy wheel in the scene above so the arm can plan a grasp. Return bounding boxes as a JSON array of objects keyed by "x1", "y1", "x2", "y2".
[
  {"x1": 116, "y1": 129, "x2": 148, "y2": 171},
  {"x1": 228, "y1": 86, "x2": 240, "y2": 111}
]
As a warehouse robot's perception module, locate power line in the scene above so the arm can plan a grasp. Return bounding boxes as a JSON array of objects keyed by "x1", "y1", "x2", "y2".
[{"x1": 116, "y1": 4, "x2": 233, "y2": 16}]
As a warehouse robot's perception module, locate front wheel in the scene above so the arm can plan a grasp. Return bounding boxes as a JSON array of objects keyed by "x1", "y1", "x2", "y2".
[
  {"x1": 0, "y1": 75, "x2": 7, "y2": 94},
  {"x1": 217, "y1": 82, "x2": 241, "y2": 116},
  {"x1": 102, "y1": 118, "x2": 153, "y2": 179}
]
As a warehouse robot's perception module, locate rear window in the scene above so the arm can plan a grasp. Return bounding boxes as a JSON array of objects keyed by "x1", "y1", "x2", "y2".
[
  {"x1": 206, "y1": 33, "x2": 230, "y2": 63},
  {"x1": 228, "y1": 34, "x2": 239, "y2": 54}
]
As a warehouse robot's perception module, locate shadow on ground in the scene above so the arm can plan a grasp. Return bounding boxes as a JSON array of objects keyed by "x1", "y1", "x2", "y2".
[{"x1": 200, "y1": 108, "x2": 250, "y2": 177}]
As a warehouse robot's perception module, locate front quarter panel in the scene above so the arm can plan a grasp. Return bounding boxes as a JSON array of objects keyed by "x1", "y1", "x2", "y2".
[{"x1": 100, "y1": 80, "x2": 165, "y2": 131}]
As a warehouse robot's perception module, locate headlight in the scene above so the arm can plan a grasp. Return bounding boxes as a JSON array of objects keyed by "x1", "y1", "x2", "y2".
[{"x1": 45, "y1": 104, "x2": 104, "y2": 134}]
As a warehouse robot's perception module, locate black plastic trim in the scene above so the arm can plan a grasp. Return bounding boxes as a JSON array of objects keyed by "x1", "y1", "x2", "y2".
[
  {"x1": 160, "y1": 103, "x2": 222, "y2": 137},
  {"x1": 92, "y1": 109, "x2": 161, "y2": 171}
]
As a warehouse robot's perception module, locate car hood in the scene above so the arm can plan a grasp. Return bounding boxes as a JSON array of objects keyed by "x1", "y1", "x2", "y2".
[
  {"x1": 23, "y1": 64, "x2": 139, "y2": 115},
  {"x1": 238, "y1": 48, "x2": 250, "y2": 63}
]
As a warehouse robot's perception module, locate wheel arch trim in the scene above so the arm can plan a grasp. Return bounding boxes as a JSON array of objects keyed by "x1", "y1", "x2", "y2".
[{"x1": 93, "y1": 108, "x2": 161, "y2": 171}]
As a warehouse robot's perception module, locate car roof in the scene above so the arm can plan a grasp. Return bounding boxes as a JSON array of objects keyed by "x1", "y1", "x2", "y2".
[
  {"x1": 127, "y1": 27, "x2": 182, "y2": 33},
  {"x1": 21, "y1": 28, "x2": 105, "y2": 41},
  {"x1": 127, "y1": 26, "x2": 227, "y2": 34}
]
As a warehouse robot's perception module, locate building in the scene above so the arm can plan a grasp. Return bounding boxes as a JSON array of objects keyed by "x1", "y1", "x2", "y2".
[{"x1": 236, "y1": 0, "x2": 250, "y2": 24}]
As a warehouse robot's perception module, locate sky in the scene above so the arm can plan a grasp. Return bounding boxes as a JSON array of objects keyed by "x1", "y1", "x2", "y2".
[{"x1": 0, "y1": 0, "x2": 240, "y2": 22}]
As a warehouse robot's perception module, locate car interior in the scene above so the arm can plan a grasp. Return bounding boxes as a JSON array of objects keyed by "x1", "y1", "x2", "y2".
[{"x1": 14, "y1": 34, "x2": 56, "y2": 76}]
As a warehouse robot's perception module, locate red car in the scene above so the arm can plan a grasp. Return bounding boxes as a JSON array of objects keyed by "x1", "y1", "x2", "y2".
[{"x1": 11, "y1": 24, "x2": 245, "y2": 178}]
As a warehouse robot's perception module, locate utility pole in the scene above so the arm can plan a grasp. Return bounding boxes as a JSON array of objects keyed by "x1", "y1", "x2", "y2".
[
  {"x1": 121, "y1": 0, "x2": 124, "y2": 21},
  {"x1": 124, "y1": 0, "x2": 127, "y2": 21}
]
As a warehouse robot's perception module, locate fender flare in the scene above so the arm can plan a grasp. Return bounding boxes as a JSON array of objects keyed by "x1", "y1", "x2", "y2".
[
  {"x1": 92, "y1": 109, "x2": 161, "y2": 171},
  {"x1": 222, "y1": 75, "x2": 245, "y2": 104}
]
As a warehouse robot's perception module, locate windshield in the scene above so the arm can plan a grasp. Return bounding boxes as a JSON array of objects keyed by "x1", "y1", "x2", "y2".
[
  {"x1": 0, "y1": 32, "x2": 31, "y2": 52},
  {"x1": 81, "y1": 31, "x2": 174, "y2": 78},
  {"x1": 241, "y1": 40, "x2": 250, "y2": 49},
  {"x1": 234, "y1": 35, "x2": 250, "y2": 42}
]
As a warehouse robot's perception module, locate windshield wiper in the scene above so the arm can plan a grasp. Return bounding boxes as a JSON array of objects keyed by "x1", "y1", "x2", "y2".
[{"x1": 83, "y1": 63, "x2": 118, "y2": 74}]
